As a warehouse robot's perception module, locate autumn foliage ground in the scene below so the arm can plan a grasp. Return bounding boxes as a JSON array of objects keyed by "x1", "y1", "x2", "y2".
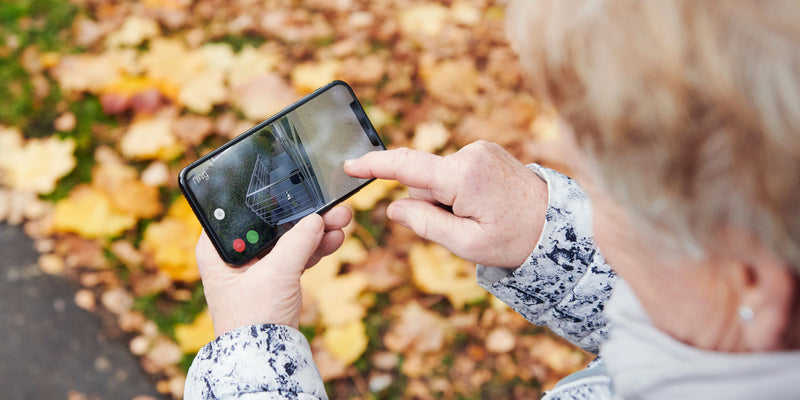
[{"x1": 0, "y1": 0, "x2": 590, "y2": 398}]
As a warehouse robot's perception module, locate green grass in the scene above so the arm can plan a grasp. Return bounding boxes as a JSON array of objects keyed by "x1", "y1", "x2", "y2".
[
  {"x1": 0, "y1": 0, "x2": 78, "y2": 129},
  {"x1": 132, "y1": 284, "x2": 207, "y2": 338}
]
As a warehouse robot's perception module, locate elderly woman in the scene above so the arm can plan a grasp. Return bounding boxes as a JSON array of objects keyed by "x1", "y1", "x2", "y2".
[{"x1": 185, "y1": 0, "x2": 800, "y2": 398}]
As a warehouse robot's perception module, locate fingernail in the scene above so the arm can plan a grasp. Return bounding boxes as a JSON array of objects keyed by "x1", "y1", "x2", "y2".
[
  {"x1": 300, "y1": 214, "x2": 323, "y2": 232},
  {"x1": 387, "y1": 202, "x2": 406, "y2": 223},
  {"x1": 344, "y1": 159, "x2": 355, "y2": 168}
]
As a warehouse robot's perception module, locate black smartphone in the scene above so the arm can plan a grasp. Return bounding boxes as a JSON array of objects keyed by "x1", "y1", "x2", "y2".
[{"x1": 178, "y1": 81, "x2": 385, "y2": 266}]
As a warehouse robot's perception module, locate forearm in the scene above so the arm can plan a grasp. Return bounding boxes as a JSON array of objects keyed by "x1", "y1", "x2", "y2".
[
  {"x1": 184, "y1": 324, "x2": 328, "y2": 400},
  {"x1": 477, "y1": 165, "x2": 616, "y2": 354}
]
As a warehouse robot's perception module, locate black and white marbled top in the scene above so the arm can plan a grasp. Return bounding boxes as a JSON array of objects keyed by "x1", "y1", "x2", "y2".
[
  {"x1": 184, "y1": 324, "x2": 329, "y2": 399},
  {"x1": 184, "y1": 164, "x2": 617, "y2": 399},
  {"x1": 477, "y1": 165, "x2": 616, "y2": 355}
]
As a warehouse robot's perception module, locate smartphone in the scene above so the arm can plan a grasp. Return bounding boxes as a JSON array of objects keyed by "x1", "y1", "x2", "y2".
[{"x1": 178, "y1": 81, "x2": 385, "y2": 266}]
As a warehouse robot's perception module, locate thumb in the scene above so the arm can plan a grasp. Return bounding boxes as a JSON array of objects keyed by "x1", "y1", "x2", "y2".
[
  {"x1": 261, "y1": 213, "x2": 325, "y2": 274},
  {"x1": 388, "y1": 198, "x2": 479, "y2": 254}
]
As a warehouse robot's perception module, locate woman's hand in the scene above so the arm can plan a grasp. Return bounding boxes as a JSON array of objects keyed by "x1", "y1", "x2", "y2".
[
  {"x1": 344, "y1": 141, "x2": 548, "y2": 268},
  {"x1": 195, "y1": 207, "x2": 353, "y2": 337}
]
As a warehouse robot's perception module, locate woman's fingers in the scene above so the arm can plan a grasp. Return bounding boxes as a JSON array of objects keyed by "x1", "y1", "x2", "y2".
[
  {"x1": 344, "y1": 148, "x2": 445, "y2": 190},
  {"x1": 305, "y1": 229, "x2": 346, "y2": 269},
  {"x1": 322, "y1": 206, "x2": 352, "y2": 231},
  {"x1": 387, "y1": 198, "x2": 480, "y2": 256},
  {"x1": 260, "y1": 214, "x2": 325, "y2": 275}
]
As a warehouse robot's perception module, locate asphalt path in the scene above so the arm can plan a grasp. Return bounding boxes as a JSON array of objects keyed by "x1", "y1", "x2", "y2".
[{"x1": 0, "y1": 223, "x2": 163, "y2": 399}]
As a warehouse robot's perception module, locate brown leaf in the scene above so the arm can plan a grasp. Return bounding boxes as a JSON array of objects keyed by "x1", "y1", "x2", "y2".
[
  {"x1": 384, "y1": 301, "x2": 450, "y2": 354},
  {"x1": 172, "y1": 114, "x2": 214, "y2": 146},
  {"x1": 421, "y1": 59, "x2": 479, "y2": 107},
  {"x1": 355, "y1": 249, "x2": 405, "y2": 292},
  {"x1": 231, "y1": 73, "x2": 297, "y2": 121}
]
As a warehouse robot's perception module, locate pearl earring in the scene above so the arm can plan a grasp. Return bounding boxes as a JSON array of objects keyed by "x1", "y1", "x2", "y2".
[{"x1": 738, "y1": 305, "x2": 754, "y2": 323}]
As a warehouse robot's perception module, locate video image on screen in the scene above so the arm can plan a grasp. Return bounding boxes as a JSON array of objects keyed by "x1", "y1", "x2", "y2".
[{"x1": 245, "y1": 117, "x2": 325, "y2": 226}]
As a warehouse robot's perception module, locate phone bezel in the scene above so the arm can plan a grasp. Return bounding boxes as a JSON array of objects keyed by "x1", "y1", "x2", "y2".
[{"x1": 178, "y1": 80, "x2": 385, "y2": 266}]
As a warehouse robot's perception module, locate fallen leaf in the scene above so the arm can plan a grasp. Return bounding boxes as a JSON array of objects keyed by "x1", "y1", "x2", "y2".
[
  {"x1": 227, "y1": 45, "x2": 282, "y2": 87},
  {"x1": 345, "y1": 179, "x2": 399, "y2": 211},
  {"x1": 178, "y1": 69, "x2": 227, "y2": 113},
  {"x1": 311, "y1": 338, "x2": 349, "y2": 381},
  {"x1": 52, "y1": 50, "x2": 138, "y2": 93},
  {"x1": 101, "y1": 287, "x2": 134, "y2": 315},
  {"x1": 92, "y1": 149, "x2": 162, "y2": 219},
  {"x1": 231, "y1": 73, "x2": 297, "y2": 121},
  {"x1": 174, "y1": 310, "x2": 215, "y2": 353},
  {"x1": 421, "y1": 59, "x2": 479, "y2": 108},
  {"x1": 302, "y1": 246, "x2": 371, "y2": 329},
  {"x1": 384, "y1": 301, "x2": 450, "y2": 354},
  {"x1": 337, "y1": 237, "x2": 368, "y2": 264},
  {"x1": 356, "y1": 249, "x2": 405, "y2": 292},
  {"x1": 409, "y1": 242, "x2": 486, "y2": 309},
  {"x1": 0, "y1": 128, "x2": 76, "y2": 194},
  {"x1": 141, "y1": 197, "x2": 202, "y2": 282},
  {"x1": 0, "y1": 188, "x2": 51, "y2": 225},
  {"x1": 290, "y1": 60, "x2": 340, "y2": 94},
  {"x1": 105, "y1": 16, "x2": 161, "y2": 47},
  {"x1": 139, "y1": 38, "x2": 203, "y2": 89},
  {"x1": 172, "y1": 115, "x2": 214, "y2": 146},
  {"x1": 399, "y1": 4, "x2": 449, "y2": 38},
  {"x1": 411, "y1": 121, "x2": 450, "y2": 153},
  {"x1": 485, "y1": 327, "x2": 516, "y2": 353},
  {"x1": 322, "y1": 320, "x2": 368, "y2": 364},
  {"x1": 119, "y1": 116, "x2": 184, "y2": 160},
  {"x1": 53, "y1": 185, "x2": 137, "y2": 238}
]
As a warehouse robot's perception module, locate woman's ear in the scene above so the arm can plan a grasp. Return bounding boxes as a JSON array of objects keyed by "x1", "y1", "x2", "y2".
[{"x1": 732, "y1": 248, "x2": 798, "y2": 351}]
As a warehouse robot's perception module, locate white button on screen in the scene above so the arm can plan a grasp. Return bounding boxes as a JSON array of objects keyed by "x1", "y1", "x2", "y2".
[{"x1": 214, "y1": 208, "x2": 225, "y2": 220}]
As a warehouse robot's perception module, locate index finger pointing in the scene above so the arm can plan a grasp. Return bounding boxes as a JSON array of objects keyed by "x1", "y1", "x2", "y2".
[{"x1": 344, "y1": 148, "x2": 444, "y2": 190}]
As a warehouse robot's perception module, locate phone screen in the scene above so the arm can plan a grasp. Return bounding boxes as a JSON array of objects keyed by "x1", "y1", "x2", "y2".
[{"x1": 180, "y1": 82, "x2": 385, "y2": 265}]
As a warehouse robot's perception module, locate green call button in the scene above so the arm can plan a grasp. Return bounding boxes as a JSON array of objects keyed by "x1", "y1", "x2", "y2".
[{"x1": 246, "y1": 230, "x2": 259, "y2": 244}]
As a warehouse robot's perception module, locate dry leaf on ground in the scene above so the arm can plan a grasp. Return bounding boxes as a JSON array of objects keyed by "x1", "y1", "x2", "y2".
[
  {"x1": 409, "y1": 242, "x2": 486, "y2": 309},
  {"x1": 322, "y1": 320, "x2": 368, "y2": 364},
  {"x1": 175, "y1": 310, "x2": 215, "y2": 353},
  {"x1": 141, "y1": 197, "x2": 202, "y2": 282},
  {"x1": 0, "y1": 127, "x2": 76, "y2": 194},
  {"x1": 53, "y1": 185, "x2": 137, "y2": 238}
]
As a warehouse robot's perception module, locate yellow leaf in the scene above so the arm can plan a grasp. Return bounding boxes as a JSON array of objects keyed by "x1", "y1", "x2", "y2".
[
  {"x1": 120, "y1": 116, "x2": 184, "y2": 160},
  {"x1": 302, "y1": 252, "x2": 369, "y2": 327},
  {"x1": 178, "y1": 69, "x2": 228, "y2": 113},
  {"x1": 399, "y1": 4, "x2": 449, "y2": 38},
  {"x1": 175, "y1": 310, "x2": 215, "y2": 353},
  {"x1": 345, "y1": 179, "x2": 399, "y2": 211},
  {"x1": 101, "y1": 76, "x2": 175, "y2": 100},
  {"x1": 409, "y1": 242, "x2": 486, "y2": 309},
  {"x1": 53, "y1": 185, "x2": 137, "y2": 238},
  {"x1": 141, "y1": 197, "x2": 202, "y2": 282},
  {"x1": 0, "y1": 128, "x2": 75, "y2": 194},
  {"x1": 411, "y1": 121, "x2": 450, "y2": 153},
  {"x1": 52, "y1": 50, "x2": 138, "y2": 93},
  {"x1": 290, "y1": 60, "x2": 340, "y2": 94},
  {"x1": 92, "y1": 149, "x2": 162, "y2": 219},
  {"x1": 228, "y1": 46, "x2": 282, "y2": 87},
  {"x1": 105, "y1": 16, "x2": 160, "y2": 47},
  {"x1": 139, "y1": 38, "x2": 204, "y2": 88},
  {"x1": 337, "y1": 237, "x2": 368, "y2": 264},
  {"x1": 322, "y1": 320, "x2": 368, "y2": 364}
]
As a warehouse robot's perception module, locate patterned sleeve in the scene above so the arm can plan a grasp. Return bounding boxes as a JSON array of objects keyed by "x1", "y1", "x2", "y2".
[
  {"x1": 184, "y1": 324, "x2": 328, "y2": 400},
  {"x1": 476, "y1": 165, "x2": 616, "y2": 354}
]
